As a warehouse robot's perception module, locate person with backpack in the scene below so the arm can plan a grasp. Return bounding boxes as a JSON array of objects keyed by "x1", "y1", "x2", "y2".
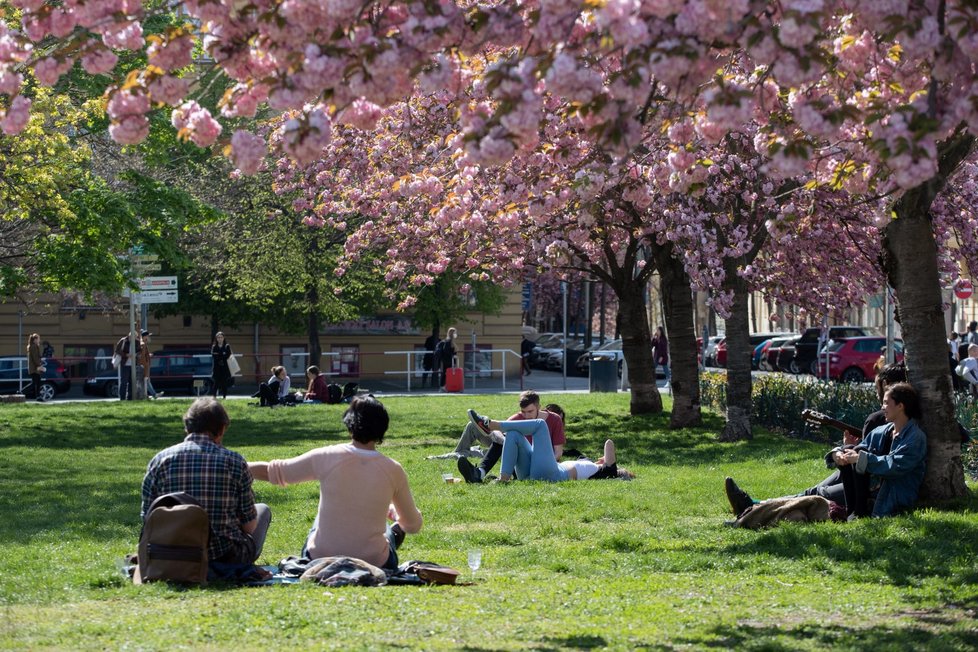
[
  {"x1": 436, "y1": 327, "x2": 458, "y2": 390},
  {"x1": 249, "y1": 395, "x2": 423, "y2": 570},
  {"x1": 140, "y1": 398, "x2": 271, "y2": 566}
]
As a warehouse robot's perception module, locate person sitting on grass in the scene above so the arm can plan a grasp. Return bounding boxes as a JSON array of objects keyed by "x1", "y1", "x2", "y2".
[
  {"x1": 456, "y1": 390, "x2": 565, "y2": 483},
  {"x1": 141, "y1": 398, "x2": 272, "y2": 565},
  {"x1": 254, "y1": 365, "x2": 290, "y2": 407},
  {"x1": 249, "y1": 395, "x2": 423, "y2": 570},
  {"x1": 298, "y1": 365, "x2": 329, "y2": 404},
  {"x1": 726, "y1": 362, "x2": 908, "y2": 517},
  {"x1": 726, "y1": 382, "x2": 927, "y2": 520},
  {"x1": 466, "y1": 408, "x2": 632, "y2": 482}
]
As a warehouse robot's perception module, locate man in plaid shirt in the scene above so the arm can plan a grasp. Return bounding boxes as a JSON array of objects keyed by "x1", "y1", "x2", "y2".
[{"x1": 141, "y1": 398, "x2": 271, "y2": 564}]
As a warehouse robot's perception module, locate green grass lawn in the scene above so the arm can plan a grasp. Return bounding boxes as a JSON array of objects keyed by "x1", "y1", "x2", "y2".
[{"x1": 2, "y1": 394, "x2": 977, "y2": 650}]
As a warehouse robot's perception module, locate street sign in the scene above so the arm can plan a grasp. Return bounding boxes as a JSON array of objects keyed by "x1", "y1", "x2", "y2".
[
  {"x1": 131, "y1": 254, "x2": 159, "y2": 263},
  {"x1": 137, "y1": 276, "x2": 178, "y2": 290},
  {"x1": 131, "y1": 263, "x2": 162, "y2": 274},
  {"x1": 954, "y1": 278, "x2": 973, "y2": 300},
  {"x1": 125, "y1": 289, "x2": 179, "y2": 304}
]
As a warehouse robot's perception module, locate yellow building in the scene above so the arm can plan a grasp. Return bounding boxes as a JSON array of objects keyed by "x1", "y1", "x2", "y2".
[{"x1": 1, "y1": 290, "x2": 525, "y2": 389}]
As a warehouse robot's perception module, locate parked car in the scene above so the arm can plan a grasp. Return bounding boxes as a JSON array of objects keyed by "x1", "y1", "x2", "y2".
[
  {"x1": 544, "y1": 338, "x2": 586, "y2": 371},
  {"x1": 795, "y1": 326, "x2": 878, "y2": 375},
  {"x1": 715, "y1": 332, "x2": 783, "y2": 368},
  {"x1": 0, "y1": 357, "x2": 71, "y2": 401},
  {"x1": 752, "y1": 339, "x2": 772, "y2": 370},
  {"x1": 528, "y1": 334, "x2": 563, "y2": 369},
  {"x1": 704, "y1": 335, "x2": 725, "y2": 367},
  {"x1": 83, "y1": 349, "x2": 223, "y2": 398},
  {"x1": 818, "y1": 337, "x2": 904, "y2": 382},
  {"x1": 761, "y1": 337, "x2": 792, "y2": 371},
  {"x1": 575, "y1": 339, "x2": 625, "y2": 377},
  {"x1": 775, "y1": 335, "x2": 802, "y2": 373}
]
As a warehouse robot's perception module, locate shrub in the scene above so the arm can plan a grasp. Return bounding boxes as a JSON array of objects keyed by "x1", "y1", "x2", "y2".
[{"x1": 700, "y1": 372, "x2": 977, "y2": 445}]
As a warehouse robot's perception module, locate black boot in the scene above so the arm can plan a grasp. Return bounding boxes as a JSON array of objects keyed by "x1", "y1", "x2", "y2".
[{"x1": 725, "y1": 477, "x2": 754, "y2": 517}]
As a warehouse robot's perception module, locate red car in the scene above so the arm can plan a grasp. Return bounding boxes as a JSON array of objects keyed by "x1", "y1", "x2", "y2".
[{"x1": 818, "y1": 337, "x2": 904, "y2": 383}]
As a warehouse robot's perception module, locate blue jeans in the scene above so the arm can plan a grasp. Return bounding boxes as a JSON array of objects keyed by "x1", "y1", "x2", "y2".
[
  {"x1": 300, "y1": 516, "x2": 400, "y2": 570},
  {"x1": 499, "y1": 418, "x2": 568, "y2": 482}
]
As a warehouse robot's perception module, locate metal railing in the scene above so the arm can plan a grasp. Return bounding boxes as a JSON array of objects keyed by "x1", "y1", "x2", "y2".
[{"x1": 383, "y1": 349, "x2": 522, "y2": 392}]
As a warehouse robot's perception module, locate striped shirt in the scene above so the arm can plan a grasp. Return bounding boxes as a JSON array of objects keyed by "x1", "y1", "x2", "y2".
[{"x1": 141, "y1": 433, "x2": 257, "y2": 561}]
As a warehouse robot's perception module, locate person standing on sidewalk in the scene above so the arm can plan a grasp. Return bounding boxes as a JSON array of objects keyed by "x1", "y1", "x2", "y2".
[
  {"x1": 436, "y1": 327, "x2": 457, "y2": 389},
  {"x1": 27, "y1": 333, "x2": 45, "y2": 402},
  {"x1": 138, "y1": 330, "x2": 161, "y2": 399}
]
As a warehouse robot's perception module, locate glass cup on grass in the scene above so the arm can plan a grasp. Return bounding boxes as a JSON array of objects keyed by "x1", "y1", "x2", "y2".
[{"x1": 467, "y1": 549, "x2": 482, "y2": 580}]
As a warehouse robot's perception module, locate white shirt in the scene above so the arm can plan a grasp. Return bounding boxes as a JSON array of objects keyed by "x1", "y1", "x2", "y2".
[
  {"x1": 558, "y1": 459, "x2": 600, "y2": 480},
  {"x1": 961, "y1": 357, "x2": 978, "y2": 385}
]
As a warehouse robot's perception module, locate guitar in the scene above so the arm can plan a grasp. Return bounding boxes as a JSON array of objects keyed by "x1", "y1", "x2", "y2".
[{"x1": 801, "y1": 409, "x2": 861, "y2": 443}]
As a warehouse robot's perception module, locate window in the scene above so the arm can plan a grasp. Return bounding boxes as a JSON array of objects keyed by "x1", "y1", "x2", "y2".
[
  {"x1": 854, "y1": 339, "x2": 883, "y2": 353},
  {"x1": 331, "y1": 345, "x2": 359, "y2": 377},
  {"x1": 280, "y1": 346, "x2": 308, "y2": 379}
]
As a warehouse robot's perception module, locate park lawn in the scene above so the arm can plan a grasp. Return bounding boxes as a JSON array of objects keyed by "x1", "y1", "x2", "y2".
[{"x1": 1, "y1": 394, "x2": 977, "y2": 651}]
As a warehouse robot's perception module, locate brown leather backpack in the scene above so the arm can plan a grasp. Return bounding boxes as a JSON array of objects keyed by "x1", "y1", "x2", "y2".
[{"x1": 135, "y1": 493, "x2": 210, "y2": 585}]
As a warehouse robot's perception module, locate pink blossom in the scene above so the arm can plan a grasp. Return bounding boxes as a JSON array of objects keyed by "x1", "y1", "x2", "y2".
[
  {"x1": 33, "y1": 57, "x2": 72, "y2": 87},
  {"x1": 279, "y1": 107, "x2": 332, "y2": 167},
  {"x1": 147, "y1": 75, "x2": 189, "y2": 106},
  {"x1": 336, "y1": 99, "x2": 383, "y2": 130},
  {"x1": 231, "y1": 130, "x2": 266, "y2": 175},
  {"x1": 81, "y1": 48, "x2": 118, "y2": 75},
  {"x1": 147, "y1": 35, "x2": 193, "y2": 72},
  {"x1": 109, "y1": 115, "x2": 150, "y2": 144},
  {"x1": 172, "y1": 101, "x2": 223, "y2": 147},
  {"x1": 0, "y1": 71, "x2": 24, "y2": 96},
  {"x1": 1, "y1": 95, "x2": 31, "y2": 135}
]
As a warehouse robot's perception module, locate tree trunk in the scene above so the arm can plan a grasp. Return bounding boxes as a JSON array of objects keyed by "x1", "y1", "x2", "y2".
[
  {"x1": 306, "y1": 283, "x2": 322, "y2": 367},
  {"x1": 719, "y1": 280, "x2": 752, "y2": 441},
  {"x1": 885, "y1": 134, "x2": 973, "y2": 500},
  {"x1": 654, "y1": 247, "x2": 701, "y2": 428},
  {"x1": 617, "y1": 281, "x2": 663, "y2": 415}
]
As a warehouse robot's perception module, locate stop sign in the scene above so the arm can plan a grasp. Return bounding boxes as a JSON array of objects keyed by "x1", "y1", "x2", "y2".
[{"x1": 955, "y1": 278, "x2": 974, "y2": 300}]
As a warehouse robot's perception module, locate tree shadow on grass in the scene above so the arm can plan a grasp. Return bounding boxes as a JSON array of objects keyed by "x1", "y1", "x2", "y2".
[
  {"x1": 0, "y1": 404, "x2": 352, "y2": 451},
  {"x1": 675, "y1": 617, "x2": 978, "y2": 649},
  {"x1": 720, "y1": 506, "x2": 978, "y2": 591}
]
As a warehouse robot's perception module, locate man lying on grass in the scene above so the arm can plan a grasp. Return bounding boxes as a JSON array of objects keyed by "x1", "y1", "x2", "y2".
[
  {"x1": 726, "y1": 382, "x2": 927, "y2": 521},
  {"x1": 141, "y1": 398, "x2": 272, "y2": 565}
]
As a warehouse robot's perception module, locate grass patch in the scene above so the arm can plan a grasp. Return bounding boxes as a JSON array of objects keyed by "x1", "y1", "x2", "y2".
[{"x1": 2, "y1": 395, "x2": 978, "y2": 650}]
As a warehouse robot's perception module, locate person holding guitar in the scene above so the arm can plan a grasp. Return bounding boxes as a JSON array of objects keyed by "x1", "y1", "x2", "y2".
[{"x1": 725, "y1": 363, "x2": 908, "y2": 518}]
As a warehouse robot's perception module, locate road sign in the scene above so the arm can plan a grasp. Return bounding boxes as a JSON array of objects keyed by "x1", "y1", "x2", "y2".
[
  {"x1": 954, "y1": 278, "x2": 973, "y2": 300},
  {"x1": 131, "y1": 254, "x2": 159, "y2": 263},
  {"x1": 125, "y1": 289, "x2": 179, "y2": 304},
  {"x1": 136, "y1": 276, "x2": 178, "y2": 290},
  {"x1": 131, "y1": 263, "x2": 162, "y2": 274}
]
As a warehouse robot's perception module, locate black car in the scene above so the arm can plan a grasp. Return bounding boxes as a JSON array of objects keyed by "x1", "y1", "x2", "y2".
[
  {"x1": 0, "y1": 357, "x2": 72, "y2": 401},
  {"x1": 793, "y1": 326, "x2": 876, "y2": 375},
  {"x1": 83, "y1": 349, "x2": 224, "y2": 398}
]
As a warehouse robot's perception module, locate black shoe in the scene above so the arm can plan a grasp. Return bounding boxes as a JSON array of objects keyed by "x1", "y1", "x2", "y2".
[
  {"x1": 457, "y1": 457, "x2": 483, "y2": 484},
  {"x1": 467, "y1": 409, "x2": 491, "y2": 435},
  {"x1": 725, "y1": 477, "x2": 754, "y2": 517}
]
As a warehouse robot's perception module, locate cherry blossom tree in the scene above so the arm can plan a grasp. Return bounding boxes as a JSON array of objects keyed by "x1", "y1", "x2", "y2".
[{"x1": 8, "y1": 1, "x2": 978, "y2": 495}]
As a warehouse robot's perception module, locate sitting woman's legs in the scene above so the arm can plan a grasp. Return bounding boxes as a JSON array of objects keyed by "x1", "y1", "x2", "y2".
[
  {"x1": 496, "y1": 418, "x2": 567, "y2": 482},
  {"x1": 500, "y1": 430, "x2": 532, "y2": 480}
]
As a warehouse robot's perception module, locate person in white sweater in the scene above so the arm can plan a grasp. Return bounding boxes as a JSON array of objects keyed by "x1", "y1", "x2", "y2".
[{"x1": 249, "y1": 395, "x2": 422, "y2": 568}]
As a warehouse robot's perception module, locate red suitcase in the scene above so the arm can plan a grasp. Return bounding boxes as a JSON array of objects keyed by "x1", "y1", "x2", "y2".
[{"x1": 444, "y1": 367, "x2": 464, "y2": 392}]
